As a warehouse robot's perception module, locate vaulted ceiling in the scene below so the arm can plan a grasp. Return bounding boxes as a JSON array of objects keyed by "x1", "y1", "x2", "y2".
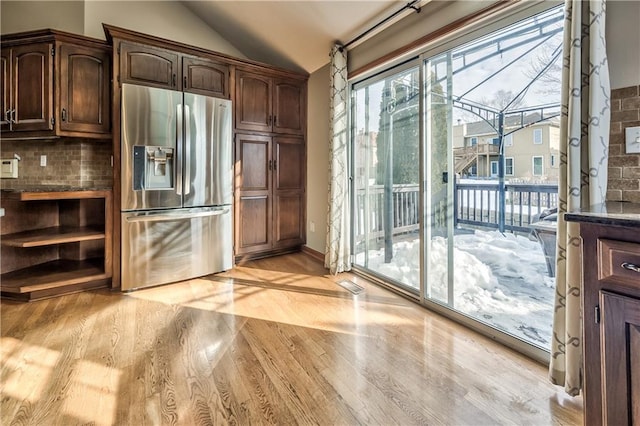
[{"x1": 181, "y1": 1, "x2": 410, "y2": 74}]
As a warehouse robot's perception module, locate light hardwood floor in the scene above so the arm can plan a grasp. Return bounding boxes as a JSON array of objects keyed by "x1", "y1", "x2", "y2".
[{"x1": 1, "y1": 252, "x2": 582, "y2": 425}]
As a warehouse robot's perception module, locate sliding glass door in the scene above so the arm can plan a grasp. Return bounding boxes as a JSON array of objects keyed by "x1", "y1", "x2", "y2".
[
  {"x1": 351, "y1": 4, "x2": 564, "y2": 356},
  {"x1": 352, "y1": 64, "x2": 421, "y2": 292}
]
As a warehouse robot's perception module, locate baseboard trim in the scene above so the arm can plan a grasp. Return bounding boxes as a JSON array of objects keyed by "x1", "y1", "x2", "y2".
[{"x1": 301, "y1": 246, "x2": 324, "y2": 263}]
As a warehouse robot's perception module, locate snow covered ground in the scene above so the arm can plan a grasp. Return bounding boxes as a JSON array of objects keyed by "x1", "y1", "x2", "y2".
[{"x1": 355, "y1": 229, "x2": 554, "y2": 349}]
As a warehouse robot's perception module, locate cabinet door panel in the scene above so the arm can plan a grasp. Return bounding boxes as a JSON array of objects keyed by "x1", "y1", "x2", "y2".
[
  {"x1": 120, "y1": 42, "x2": 179, "y2": 90},
  {"x1": 236, "y1": 71, "x2": 271, "y2": 132},
  {"x1": 183, "y1": 57, "x2": 228, "y2": 98},
  {"x1": 273, "y1": 79, "x2": 304, "y2": 135},
  {"x1": 274, "y1": 194, "x2": 303, "y2": 247},
  {"x1": 238, "y1": 196, "x2": 271, "y2": 251},
  {"x1": 274, "y1": 136, "x2": 304, "y2": 248},
  {"x1": 59, "y1": 44, "x2": 110, "y2": 134},
  {"x1": 236, "y1": 134, "x2": 271, "y2": 191},
  {"x1": 601, "y1": 290, "x2": 640, "y2": 425},
  {"x1": 0, "y1": 50, "x2": 9, "y2": 132},
  {"x1": 235, "y1": 134, "x2": 272, "y2": 255},
  {"x1": 274, "y1": 137, "x2": 304, "y2": 191},
  {"x1": 12, "y1": 43, "x2": 53, "y2": 132}
]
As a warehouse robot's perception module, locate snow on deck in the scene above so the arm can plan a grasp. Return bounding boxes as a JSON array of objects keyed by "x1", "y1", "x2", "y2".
[{"x1": 356, "y1": 229, "x2": 554, "y2": 349}]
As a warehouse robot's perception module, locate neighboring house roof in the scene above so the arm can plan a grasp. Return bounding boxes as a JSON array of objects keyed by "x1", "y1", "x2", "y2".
[{"x1": 464, "y1": 113, "x2": 560, "y2": 137}]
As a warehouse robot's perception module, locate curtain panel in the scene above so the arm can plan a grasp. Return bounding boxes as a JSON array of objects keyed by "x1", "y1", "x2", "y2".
[
  {"x1": 549, "y1": 0, "x2": 610, "y2": 396},
  {"x1": 325, "y1": 45, "x2": 351, "y2": 274}
]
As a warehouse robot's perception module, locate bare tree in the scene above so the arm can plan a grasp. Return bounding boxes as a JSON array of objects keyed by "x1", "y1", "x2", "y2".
[
  {"x1": 523, "y1": 43, "x2": 563, "y2": 96},
  {"x1": 479, "y1": 89, "x2": 526, "y2": 111}
]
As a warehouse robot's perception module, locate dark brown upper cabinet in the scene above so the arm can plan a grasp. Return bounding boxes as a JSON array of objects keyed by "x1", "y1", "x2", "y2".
[
  {"x1": 119, "y1": 42, "x2": 230, "y2": 99},
  {"x1": 182, "y1": 56, "x2": 229, "y2": 98},
  {"x1": 59, "y1": 44, "x2": 110, "y2": 135},
  {"x1": 1, "y1": 30, "x2": 111, "y2": 140},
  {"x1": 236, "y1": 70, "x2": 305, "y2": 135},
  {"x1": 119, "y1": 41, "x2": 180, "y2": 90},
  {"x1": 2, "y1": 43, "x2": 54, "y2": 134}
]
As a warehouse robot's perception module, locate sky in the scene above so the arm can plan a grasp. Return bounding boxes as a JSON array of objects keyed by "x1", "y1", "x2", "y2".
[{"x1": 353, "y1": 4, "x2": 564, "y2": 133}]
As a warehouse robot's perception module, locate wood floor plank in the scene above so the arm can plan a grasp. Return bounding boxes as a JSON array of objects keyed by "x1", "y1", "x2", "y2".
[{"x1": 1, "y1": 252, "x2": 583, "y2": 425}]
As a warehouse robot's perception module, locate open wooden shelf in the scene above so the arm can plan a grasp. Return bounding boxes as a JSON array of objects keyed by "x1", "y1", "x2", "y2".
[
  {"x1": 2, "y1": 226, "x2": 105, "y2": 248},
  {"x1": 1, "y1": 259, "x2": 106, "y2": 293},
  {"x1": 1, "y1": 189, "x2": 113, "y2": 301}
]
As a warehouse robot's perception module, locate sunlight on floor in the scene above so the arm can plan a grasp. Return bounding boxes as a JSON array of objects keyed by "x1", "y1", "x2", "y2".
[
  {"x1": 123, "y1": 269, "x2": 419, "y2": 337},
  {"x1": 1, "y1": 337, "x2": 59, "y2": 403},
  {"x1": 61, "y1": 359, "x2": 121, "y2": 426},
  {"x1": 1, "y1": 337, "x2": 122, "y2": 425}
]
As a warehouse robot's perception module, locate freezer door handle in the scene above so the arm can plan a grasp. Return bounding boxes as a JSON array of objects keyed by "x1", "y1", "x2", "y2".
[
  {"x1": 176, "y1": 103, "x2": 183, "y2": 196},
  {"x1": 184, "y1": 104, "x2": 191, "y2": 195},
  {"x1": 125, "y1": 208, "x2": 229, "y2": 223}
]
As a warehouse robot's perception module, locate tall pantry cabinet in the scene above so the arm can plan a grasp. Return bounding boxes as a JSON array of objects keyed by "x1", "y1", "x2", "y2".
[{"x1": 234, "y1": 69, "x2": 306, "y2": 259}]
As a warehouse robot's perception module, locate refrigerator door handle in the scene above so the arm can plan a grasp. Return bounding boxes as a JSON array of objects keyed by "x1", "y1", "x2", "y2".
[
  {"x1": 125, "y1": 208, "x2": 230, "y2": 223},
  {"x1": 184, "y1": 104, "x2": 191, "y2": 195},
  {"x1": 176, "y1": 103, "x2": 183, "y2": 196}
]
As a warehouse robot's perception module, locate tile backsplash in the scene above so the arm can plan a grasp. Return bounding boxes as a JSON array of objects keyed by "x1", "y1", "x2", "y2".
[
  {"x1": 0, "y1": 139, "x2": 112, "y2": 188},
  {"x1": 608, "y1": 85, "x2": 640, "y2": 203}
]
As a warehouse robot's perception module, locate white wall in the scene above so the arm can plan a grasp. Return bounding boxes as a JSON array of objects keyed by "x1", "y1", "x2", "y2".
[
  {"x1": 607, "y1": 0, "x2": 640, "y2": 89},
  {"x1": 84, "y1": 1, "x2": 245, "y2": 58},
  {"x1": 1, "y1": 1, "x2": 85, "y2": 35},
  {"x1": 305, "y1": 63, "x2": 330, "y2": 254},
  {"x1": 1, "y1": 1, "x2": 245, "y2": 59}
]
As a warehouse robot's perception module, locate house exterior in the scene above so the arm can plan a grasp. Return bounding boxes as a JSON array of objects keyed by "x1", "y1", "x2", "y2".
[{"x1": 453, "y1": 118, "x2": 560, "y2": 183}]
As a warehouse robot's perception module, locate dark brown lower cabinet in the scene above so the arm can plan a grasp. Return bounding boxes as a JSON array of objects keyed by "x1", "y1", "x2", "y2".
[
  {"x1": 573, "y1": 220, "x2": 640, "y2": 426},
  {"x1": 235, "y1": 133, "x2": 305, "y2": 259},
  {"x1": 600, "y1": 291, "x2": 640, "y2": 425}
]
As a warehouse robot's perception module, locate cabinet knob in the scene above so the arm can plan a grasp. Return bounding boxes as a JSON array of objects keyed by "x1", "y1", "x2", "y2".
[
  {"x1": 621, "y1": 262, "x2": 640, "y2": 273},
  {"x1": 184, "y1": 76, "x2": 187, "y2": 89},
  {"x1": 4, "y1": 110, "x2": 10, "y2": 123},
  {"x1": 61, "y1": 108, "x2": 67, "y2": 122},
  {"x1": 10, "y1": 109, "x2": 16, "y2": 124}
]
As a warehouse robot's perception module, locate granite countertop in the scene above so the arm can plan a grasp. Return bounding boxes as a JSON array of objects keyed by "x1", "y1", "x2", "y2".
[
  {"x1": 1, "y1": 185, "x2": 112, "y2": 193},
  {"x1": 565, "y1": 201, "x2": 640, "y2": 228}
]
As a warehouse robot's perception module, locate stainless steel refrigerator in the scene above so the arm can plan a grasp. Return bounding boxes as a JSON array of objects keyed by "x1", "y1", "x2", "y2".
[{"x1": 120, "y1": 83, "x2": 233, "y2": 291}]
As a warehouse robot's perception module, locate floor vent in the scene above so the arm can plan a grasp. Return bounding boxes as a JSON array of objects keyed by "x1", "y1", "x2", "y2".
[{"x1": 336, "y1": 279, "x2": 365, "y2": 295}]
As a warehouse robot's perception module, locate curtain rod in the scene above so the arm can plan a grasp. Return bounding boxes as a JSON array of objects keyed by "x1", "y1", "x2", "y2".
[{"x1": 340, "y1": 1, "x2": 422, "y2": 51}]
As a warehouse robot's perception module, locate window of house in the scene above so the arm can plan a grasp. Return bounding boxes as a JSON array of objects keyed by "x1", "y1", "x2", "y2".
[
  {"x1": 533, "y1": 128, "x2": 543, "y2": 144},
  {"x1": 504, "y1": 134, "x2": 513, "y2": 146},
  {"x1": 491, "y1": 137, "x2": 500, "y2": 146},
  {"x1": 470, "y1": 137, "x2": 478, "y2": 146},
  {"x1": 533, "y1": 156, "x2": 544, "y2": 175},
  {"x1": 551, "y1": 154, "x2": 557, "y2": 167},
  {"x1": 505, "y1": 157, "x2": 514, "y2": 175},
  {"x1": 490, "y1": 161, "x2": 499, "y2": 176}
]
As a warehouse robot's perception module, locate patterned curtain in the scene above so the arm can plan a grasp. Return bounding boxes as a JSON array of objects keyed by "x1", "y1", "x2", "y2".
[
  {"x1": 325, "y1": 45, "x2": 351, "y2": 274},
  {"x1": 549, "y1": 0, "x2": 610, "y2": 396}
]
